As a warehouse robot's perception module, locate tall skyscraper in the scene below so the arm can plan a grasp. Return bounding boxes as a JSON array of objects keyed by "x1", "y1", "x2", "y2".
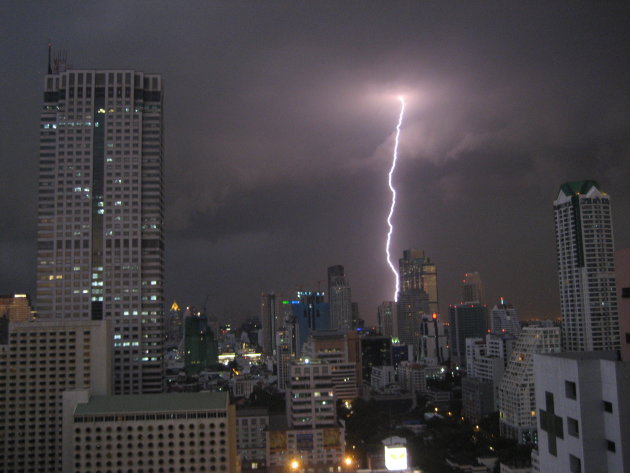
[
  {"x1": 462, "y1": 272, "x2": 485, "y2": 305},
  {"x1": 260, "y1": 292, "x2": 278, "y2": 356},
  {"x1": 327, "y1": 265, "x2": 352, "y2": 330},
  {"x1": 36, "y1": 60, "x2": 165, "y2": 394},
  {"x1": 554, "y1": 181, "x2": 619, "y2": 351},
  {"x1": 396, "y1": 249, "x2": 438, "y2": 350},
  {"x1": 448, "y1": 303, "x2": 487, "y2": 368},
  {"x1": 490, "y1": 298, "x2": 521, "y2": 336}
]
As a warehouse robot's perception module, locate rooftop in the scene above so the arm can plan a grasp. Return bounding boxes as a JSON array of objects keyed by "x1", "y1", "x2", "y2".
[
  {"x1": 74, "y1": 392, "x2": 228, "y2": 416},
  {"x1": 559, "y1": 180, "x2": 600, "y2": 197}
]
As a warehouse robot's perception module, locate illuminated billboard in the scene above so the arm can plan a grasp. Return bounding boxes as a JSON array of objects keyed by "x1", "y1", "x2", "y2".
[{"x1": 384, "y1": 445, "x2": 407, "y2": 471}]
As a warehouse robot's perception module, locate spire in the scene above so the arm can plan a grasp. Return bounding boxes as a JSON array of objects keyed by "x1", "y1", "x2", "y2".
[{"x1": 47, "y1": 41, "x2": 52, "y2": 74}]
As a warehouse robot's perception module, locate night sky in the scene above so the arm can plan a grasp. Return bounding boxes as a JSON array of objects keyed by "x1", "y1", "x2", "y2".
[{"x1": 1, "y1": 2, "x2": 629, "y2": 325}]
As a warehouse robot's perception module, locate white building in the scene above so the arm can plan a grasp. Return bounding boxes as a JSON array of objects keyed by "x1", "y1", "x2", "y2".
[
  {"x1": 286, "y1": 359, "x2": 337, "y2": 428},
  {"x1": 37, "y1": 64, "x2": 165, "y2": 394},
  {"x1": 378, "y1": 301, "x2": 396, "y2": 338},
  {"x1": 0, "y1": 319, "x2": 111, "y2": 473},
  {"x1": 497, "y1": 325, "x2": 561, "y2": 443},
  {"x1": 371, "y1": 365, "x2": 397, "y2": 390},
  {"x1": 554, "y1": 181, "x2": 619, "y2": 351},
  {"x1": 533, "y1": 351, "x2": 630, "y2": 473},
  {"x1": 64, "y1": 391, "x2": 237, "y2": 473},
  {"x1": 397, "y1": 361, "x2": 427, "y2": 394}
]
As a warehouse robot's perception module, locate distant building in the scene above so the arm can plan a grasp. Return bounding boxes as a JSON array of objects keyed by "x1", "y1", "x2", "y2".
[
  {"x1": 378, "y1": 301, "x2": 396, "y2": 337},
  {"x1": 0, "y1": 293, "x2": 34, "y2": 322},
  {"x1": 397, "y1": 249, "x2": 438, "y2": 352},
  {"x1": 497, "y1": 325, "x2": 561, "y2": 444},
  {"x1": 184, "y1": 312, "x2": 218, "y2": 374},
  {"x1": 491, "y1": 298, "x2": 521, "y2": 336},
  {"x1": 261, "y1": 293, "x2": 279, "y2": 356},
  {"x1": 275, "y1": 318, "x2": 298, "y2": 392},
  {"x1": 397, "y1": 361, "x2": 427, "y2": 394},
  {"x1": 328, "y1": 265, "x2": 353, "y2": 331},
  {"x1": 418, "y1": 313, "x2": 448, "y2": 365},
  {"x1": 63, "y1": 391, "x2": 237, "y2": 473},
  {"x1": 291, "y1": 292, "x2": 329, "y2": 355},
  {"x1": 554, "y1": 181, "x2": 619, "y2": 351},
  {"x1": 371, "y1": 365, "x2": 397, "y2": 390},
  {"x1": 533, "y1": 351, "x2": 630, "y2": 473},
  {"x1": 462, "y1": 272, "x2": 485, "y2": 305},
  {"x1": 1, "y1": 319, "x2": 111, "y2": 473},
  {"x1": 236, "y1": 407, "x2": 269, "y2": 471},
  {"x1": 361, "y1": 335, "x2": 392, "y2": 383},
  {"x1": 164, "y1": 301, "x2": 184, "y2": 348},
  {"x1": 448, "y1": 303, "x2": 488, "y2": 368},
  {"x1": 615, "y1": 249, "x2": 630, "y2": 361}
]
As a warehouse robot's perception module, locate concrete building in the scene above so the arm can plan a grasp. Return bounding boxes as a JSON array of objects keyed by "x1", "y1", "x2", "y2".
[
  {"x1": 397, "y1": 361, "x2": 427, "y2": 394},
  {"x1": 497, "y1": 325, "x2": 561, "y2": 444},
  {"x1": 615, "y1": 248, "x2": 630, "y2": 361},
  {"x1": 63, "y1": 391, "x2": 237, "y2": 473},
  {"x1": 37, "y1": 64, "x2": 165, "y2": 394},
  {"x1": 0, "y1": 319, "x2": 111, "y2": 473},
  {"x1": 377, "y1": 301, "x2": 396, "y2": 338},
  {"x1": 370, "y1": 365, "x2": 397, "y2": 390},
  {"x1": 260, "y1": 293, "x2": 278, "y2": 356},
  {"x1": 0, "y1": 293, "x2": 34, "y2": 322},
  {"x1": 236, "y1": 407, "x2": 269, "y2": 471},
  {"x1": 462, "y1": 272, "x2": 485, "y2": 305},
  {"x1": 554, "y1": 181, "x2": 619, "y2": 351},
  {"x1": 534, "y1": 351, "x2": 630, "y2": 473},
  {"x1": 184, "y1": 312, "x2": 218, "y2": 375}
]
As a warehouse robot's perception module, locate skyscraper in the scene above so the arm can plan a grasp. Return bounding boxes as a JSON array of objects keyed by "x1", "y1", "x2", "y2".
[
  {"x1": 448, "y1": 303, "x2": 487, "y2": 368},
  {"x1": 554, "y1": 181, "x2": 619, "y2": 351},
  {"x1": 396, "y1": 249, "x2": 438, "y2": 350},
  {"x1": 490, "y1": 298, "x2": 520, "y2": 336},
  {"x1": 260, "y1": 292, "x2": 278, "y2": 356},
  {"x1": 462, "y1": 272, "x2": 485, "y2": 305},
  {"x1": 327, "y1": 265, "x2": 352, "y2": 330},
  {"x1": 36, "y1": 60, "x2": 165, "y2": 393}
]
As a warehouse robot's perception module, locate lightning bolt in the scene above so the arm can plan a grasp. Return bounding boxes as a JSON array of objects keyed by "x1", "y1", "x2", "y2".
[{"x1": 386, "y1": 97, "x2": 405, "y2": 302}]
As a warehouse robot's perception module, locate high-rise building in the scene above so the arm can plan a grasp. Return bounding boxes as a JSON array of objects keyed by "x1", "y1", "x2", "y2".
[
  {"x1": 462, "y1": 272, "x2": 485, "y2": 305},
  {"x1": 36, "y1": 62, "x2": 165, "y2": 394},
  {"x1": 497, "y1": 324, "x2": 561, "y2": 444},
  {"x1": 554, "y1": 181, "x2": 619, "y2": 351},
  {"x1": 0, "y1": 293, "x2": 34, "y2": 322},
  {"x1": 490, "y1": 298, "x2": 521, "y2": 336},
  {"x1": 261, "y1": 293, "x2": 278, "y2": 356},
  {"x1": 533, "y1": 351, "x2": 630, "y2": 473},
  {"x1": 448, "y1": 303, "x2": 488, "y2": 368},
  {"x1": 183, "y1": 312, "x2": 218, "y2": 374},
  {"x1": 396, "y1": 249, "x2": 438, "y2": 350},
  {"x1": 236, "y1": 407, "x2": 270, "y2": 471},
  {"x1": 361, "y1": 335, "x2": 392, "y2": 382},
  {"x1": 291, "y1": 291, "x2": 329, "y2": 354},
  {"x1": 0, "y1": 319, "x2": 111, "y2": 473},
  {"x1": 327, "y1": 265, "x2": 352, "y2": 331},
  {"x1": 377, "y1": 301, "x2": 396, "y2": 337}
]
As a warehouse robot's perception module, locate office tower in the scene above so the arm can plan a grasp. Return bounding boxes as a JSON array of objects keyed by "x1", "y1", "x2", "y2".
[
  {"x1": 490, "y1": 298, "x2": 521, "y2": 336},
  {"x1": 291, "y1": 291, "x2": 329, "y2": 354},
  {"x1": 261, "y1": 293, "x2": 278, "y2": 356},
  {"x1": 37, "y1": 63, "x2": 165, "y2": 394},
  {"x1": 554, "y1": 181, "x2": 619, "y2": 351},
  {"x1": 327, "y1": 266, "x2": 352, "y2": 331},
  {"x1": 448, "y1": 303, "x2": 488, "y2": 368},
  {"x1": 0, "y1": 319, "x2": 111, "y2": 473},
  {"x1": 302, "y1": 330, "x2": 361, "y2": 401},
  {"x1": 615, "y1": 249, "x2": 630, "y2": 361},
  {"x1": 63, "y1": 391, "x2": 237, "y2": 473},
  {"x1": 418, "y1": 313, "x2": 448, "y2": 365},
  {"x1": 377, "y1": 301, "x2": 396, "y2": 337},
  {"x1": 533, "y1": 352, "x2": 630, "y2": 473},
  {"x1": 462, "y1": 272, "x2": 485, "y2": 304},
  {"x1": 0, "y1": 293, "x2": 34, "y2": 322},
  {"x1": 164, "y1": 300, "x2": 184, "y2": 349},
  {"x1": 286, "y1": 359, "x2": 338, "y2": 427},
  {"x1": 183, "y1": 312, "x2": 218, "y2": 374},
  {"x1": 236, "y1": 407, "x2": 270, "y2": 471},
  {"x1": 497, "y1": 324, "x2": 561, "y2": 444},
  {"x1": 396, "y1": 249, "x2": 438, "y2": 350},
  {"x1": 361, "y1": 335, "x2": 392, "y2": 382}
]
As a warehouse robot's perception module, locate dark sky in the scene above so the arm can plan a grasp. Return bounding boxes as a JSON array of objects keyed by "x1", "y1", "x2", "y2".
[{"x1": 1, "y1": 2, "x2": 629, "y2": 325}]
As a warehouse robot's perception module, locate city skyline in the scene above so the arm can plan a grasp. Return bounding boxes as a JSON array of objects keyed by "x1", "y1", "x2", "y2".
[{"x1": 1, "y1": 2, "x2": 629, "y2": 324}]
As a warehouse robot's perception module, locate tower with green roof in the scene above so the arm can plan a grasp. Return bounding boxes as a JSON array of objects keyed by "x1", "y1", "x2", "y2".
[{"x1": 553, "y1": 181, "x2": 619, "y2": 351}]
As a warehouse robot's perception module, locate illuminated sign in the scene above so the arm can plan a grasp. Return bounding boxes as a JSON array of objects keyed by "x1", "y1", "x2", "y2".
[{"x1": 384, "y1": 445, "x2": 407, "y2": 471}]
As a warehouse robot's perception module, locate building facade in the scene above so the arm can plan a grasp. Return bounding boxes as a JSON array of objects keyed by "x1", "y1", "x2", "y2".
[
  {"x1": 260, "y1": 293, "x2": 278, "y2": 356},
  {"x1": 554, "y1": 181, "x2": 619, "y2": 351},
  {"x1": 236, "y1": 407, "x2": 269, "y2": 471},
  {"x1": 448, "y1": 303, "x2": 488, "y2": 368},
  {"x1": 0, "y1": 319, "x2": 111, "y2": 473},
  {"x1": 37, "y1": 65, "x2": 165, "y2": 394},
  {"x1": 490, "y1": 298, "x2": 521, "y2": 336},
  {"x1": 328, "y1": 265, "x2": 353, "y2": 331},
  {"x1": 64, "y1": 391, "x2": 237, "y2": 473},
  {"x1": 497, "y1": 325, "x2": 561, "y2": 444},
  {"x1": 533, "y1": 352, "x2": 630, "y2": 473}
]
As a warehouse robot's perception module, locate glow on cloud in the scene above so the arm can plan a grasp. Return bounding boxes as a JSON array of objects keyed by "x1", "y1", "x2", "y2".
[{"x1": 386, "y1": 97, "x2": 405, "y2": 302}]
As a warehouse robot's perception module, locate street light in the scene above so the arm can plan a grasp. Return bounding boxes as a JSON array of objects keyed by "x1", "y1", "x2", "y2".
[{"x1": 289, "y1": 459, "x2": 301, "y2": 471}]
